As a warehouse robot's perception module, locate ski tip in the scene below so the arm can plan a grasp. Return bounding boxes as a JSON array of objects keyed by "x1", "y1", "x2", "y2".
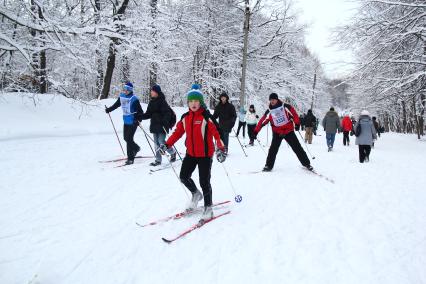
[{"x1": 162, "y1": 237, "x2": 172, "y2": 244}]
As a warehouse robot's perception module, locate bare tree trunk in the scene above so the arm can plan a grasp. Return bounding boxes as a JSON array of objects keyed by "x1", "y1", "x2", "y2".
[
  {"x1": 239, "y1": 0, "x2": 250, "y2": 108},
  {"x1": 100, "y1": 0, "x2": 130, "y2": 100},
  {"x1": 413, "y1": 95, "x2": 420, "y2": 139},
  {"x1": 122, "y1": 55, "x2": 130, "y2": 83},
  {"x1": 149, "y1": 0, "x2": 158, "y2": 88},
  {"x1": 94, "y1": 0, "x2": 103, "y2": 99},
  {"x1": 402, "y1": 100, "x2": 407, "y2": 133},
  {"x1": 100, "y1": 42, "x2": 116, "y2": 100},
  {"x1": 420, "y1": 92, "x2": 425, "y2": 135}
]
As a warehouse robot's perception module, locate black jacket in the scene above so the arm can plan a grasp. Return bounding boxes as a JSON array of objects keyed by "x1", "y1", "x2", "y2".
[
  {"x1": 141, "y1": 91, "x2": 172, "y2": 134},
  {"x1": 304, "y1": 112, "x2": 317, "y2": 128},
  {"x1": 213, "y1": 94, "x2": 237, "y2": 132}
]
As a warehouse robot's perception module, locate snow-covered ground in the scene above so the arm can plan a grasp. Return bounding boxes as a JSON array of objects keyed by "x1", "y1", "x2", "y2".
[{"x1": 1, "y1": 93, "x2": 426, "y2": 284}]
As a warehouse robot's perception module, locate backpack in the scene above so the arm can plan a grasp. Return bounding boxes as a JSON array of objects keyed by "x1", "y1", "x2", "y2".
[
  {"x1": 355, "y1": 123, "x2": 362, "y2": 137},
  {"x1": 167, "y1": 105, "x2": 177, "y2": 129}
]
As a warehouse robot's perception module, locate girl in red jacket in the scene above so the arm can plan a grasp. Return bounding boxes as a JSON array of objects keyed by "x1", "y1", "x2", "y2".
[
  {"x1": 341, "y1": 114, "x2": 353, "y2": 146},
  {"x1": 254, "y1": 93, "x2": 313, "y2": 172},
  {"x1": 159, "y1": 84, "x2": 226, "y2": 221}
]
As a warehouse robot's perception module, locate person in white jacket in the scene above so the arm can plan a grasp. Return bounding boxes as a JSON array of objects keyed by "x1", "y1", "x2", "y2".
[{"x1": 245, "y1": 104, "x2": 259, "y2": 146}]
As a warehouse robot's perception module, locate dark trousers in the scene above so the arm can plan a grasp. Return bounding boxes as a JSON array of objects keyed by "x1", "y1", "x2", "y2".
[
  {"x1": 222, "y1": 131, "x2": 230, "y2": 150},
  {"x1": 266, "y1": 131, "x2": 310, "y2": 169},
  {"x1": 343, "y1": 131, "x2": 350, "y2": 145},
  {"x1": 236, "y1": 121, "x2": 246, "y2": 138},
  {"x1": 358, "y1": 145, "x2": 371, "y2": 163},
  {"x1": 179, "y1": 155, "x2": 213, "y2": 207},
  {"x1": 247, "y1": 124, "x2": 256, "y2": 143},
  {"x1": 123, "y1": 124, "x2": 139, "y2": 160}
]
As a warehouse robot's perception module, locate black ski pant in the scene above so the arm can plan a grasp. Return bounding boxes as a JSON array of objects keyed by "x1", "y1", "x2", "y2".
[
  {"x1": 179, "y1": 155, "x2": 213, "y2": 207},
  {"x1": 123, "y1": 124, "x2": 139, "y2": 160},
  {"x1": 247, "y1": 124, "x2": 256, "y2": 143},
  {"x1": 236, "y1": 121, "x2": 246, "y2": 138},
  {"x1": 358, "y1": 145, "x2": 371, "y2": 163},
  {"x1": 343, "y1": 131, "x2": 350, "y2": 145},
  {"x1": 266, "y1": 131, "x2": 310, "y2": 169}
]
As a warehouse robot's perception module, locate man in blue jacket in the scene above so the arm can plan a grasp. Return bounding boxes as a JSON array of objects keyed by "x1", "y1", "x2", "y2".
[{"x1": 106, "y1": 82, "x2": 144, "y2": 165}]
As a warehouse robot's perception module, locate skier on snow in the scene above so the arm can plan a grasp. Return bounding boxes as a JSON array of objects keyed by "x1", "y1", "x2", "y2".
[
  {"x1": 322, "y1": 107, "x2": 340, "y2": 152},
  {"x1": 140, "y1": 84, "x2": 177, "y2": 166},
  {"x1": 341, "y1": 113, "x2": 353, "y2": 146},
  {"x1": 105, "y1": 82, "x2": 144, "y2": 165},
  {"x1": 212, "y1": 92, "x2": 237, "y2": 153},
  {"x1": 253, "y1": 93, "x2": 313, "y2": 172},
  {"x1": 235, "y1": 106, "x2": 247, "y2": 139},
  {"x1": 303, "y1": 109, "x2": 316, "y2": 144},
  {"x1": 159, "y1": 84, "x2": 226, "y2": 221},
  {"x1": 245, "y1": 104, "x2": 259, "y2": 146},
  {"x1": 355, "y1": 110, "x2": 377, "y2": 163}
]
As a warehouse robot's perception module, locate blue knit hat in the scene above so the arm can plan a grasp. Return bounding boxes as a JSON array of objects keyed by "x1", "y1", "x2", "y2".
[
  {"x1": 123, "y1": 82, "x2": 133, "y2": 92},
  {"x1": 187, "y1": 84, "x2": 204, "y2": 103},
  {"x1": 151, "y1": 84, "x2": 161, "y2": 94}
]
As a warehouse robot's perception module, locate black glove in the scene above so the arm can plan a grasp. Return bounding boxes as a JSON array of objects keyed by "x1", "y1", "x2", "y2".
[
  {"x1": 216, "y1": 148, "x2": 227, "y2": 163},
  {"x1": 159, "y1": 144, "x2": 169, "y2": 155},
  {"x1": 255, "y1": 115, "x2": 259, "y2": 119},
  {"x1": 295, "y1": 124, "x2": 300, "y2": 131},
  {"x1": 105, "y1": 107, "x2": 111, "y2": 113}
]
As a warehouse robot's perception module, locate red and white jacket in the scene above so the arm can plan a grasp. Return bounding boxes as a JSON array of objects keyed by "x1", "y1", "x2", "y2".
[
  {"x1": 254, "y1": 101, "x2": 300, "y2": 136},
  {"x1": 166, "y1": 108, "x2": 224, "y2": 158}
]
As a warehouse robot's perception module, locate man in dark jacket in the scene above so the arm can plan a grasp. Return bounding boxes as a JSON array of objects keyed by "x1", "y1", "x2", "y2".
[
  {"x1": 322, "y1": 107, "x2": 340, "y2": 152},
  {"x1": 304, "y1": 109, "x2": 316, "y2": 144},
  {"x1": 212, "y1": 92, "x2": 236, "y2": 153},
  {"x1": 105, "y1": 82, "x2": 144, "y2": 165},
  {"x1": 140, "y1": 85, "x2": 176, "y2": 166}
]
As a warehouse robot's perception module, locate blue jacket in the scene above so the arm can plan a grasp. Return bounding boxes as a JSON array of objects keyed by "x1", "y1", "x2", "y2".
[{"x1": 106, "y1": 92, "x2": 144, "y2": 125}]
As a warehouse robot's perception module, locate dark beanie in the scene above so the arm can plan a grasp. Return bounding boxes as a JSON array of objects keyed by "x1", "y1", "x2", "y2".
[
  {"x1": 269, "y1": 93, "x2": 279, "y2": 100},
  {"x1": 330, "y1": 107, "x2": 335, "y2": 111},
  {"x1": 151, "y1": 84, "x2": 162, "y2": 94},
  {"x1": 249, "y1": 104, "x2": 254, "y2": 108}
]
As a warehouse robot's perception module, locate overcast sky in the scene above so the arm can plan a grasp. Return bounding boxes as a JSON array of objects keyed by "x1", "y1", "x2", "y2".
[{"x1": 294, "y1": 0, "x2": 359, "y2": 78}]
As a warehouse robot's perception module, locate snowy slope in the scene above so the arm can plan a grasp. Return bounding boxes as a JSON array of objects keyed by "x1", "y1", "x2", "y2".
[{"x1": 1, "y1": 94, "x2": 426, "y2": 284}]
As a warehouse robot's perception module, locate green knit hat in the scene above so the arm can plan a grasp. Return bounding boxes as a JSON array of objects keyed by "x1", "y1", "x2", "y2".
[{"x1": 187, "y1": 84, "x2": 204, "y2": 103}]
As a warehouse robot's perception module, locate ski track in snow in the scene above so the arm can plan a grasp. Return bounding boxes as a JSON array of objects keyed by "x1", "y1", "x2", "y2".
[{"x1": 1, "y1": 94, "x2": 426, "y2": 284}]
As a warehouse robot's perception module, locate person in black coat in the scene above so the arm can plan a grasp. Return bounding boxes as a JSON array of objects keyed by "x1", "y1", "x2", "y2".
[
  {"x1": 304, "y1": 109, "x2": 317, "y2": 144},
  {"x1": 140, "y1": 85, "x2": 176, "y2": 166},
  {"x1": 212, "y1": 92, "x2": 237, "y2": 152}
]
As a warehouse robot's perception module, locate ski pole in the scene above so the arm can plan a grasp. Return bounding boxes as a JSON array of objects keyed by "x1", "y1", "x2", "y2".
[
  {"x1": 232, "y1": 129, "x2": 248, "y2": 157},
  {"x1": 267, "y1": 126, "x2": 269, "y2": 147},
  {"x1": 137, "y1": 124, "x2": 156, "y2": 156},
  {"x1": 297, "y1": 130, "x2": 316, "y2": 159},
  {"x1": 105, "y1": 106, "x2": 125, "y2": 157},
  {"x1": 161, "y1": 149, "x2": 190, "y2": 199},
  {"x1": 218, "y1": 155, "x2": 242, "y2": 203},
  {"x1": 256, "y1": 138, "x2": 268, "y2": 156},
  {"x1": 163, "y1": 126, "x2": 183, "y2": 161}
]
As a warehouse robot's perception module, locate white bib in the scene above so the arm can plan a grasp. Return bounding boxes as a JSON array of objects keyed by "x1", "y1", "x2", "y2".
[
  {"x1": 270, "y1": 106, "x2": 290, "y2": 127},
  {"x1": 120, "y1": 95, "x2": 134, "y2": 116}
]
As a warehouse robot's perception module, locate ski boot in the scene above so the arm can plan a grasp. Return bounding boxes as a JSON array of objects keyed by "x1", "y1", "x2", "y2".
[
  {"x1": 262, "y1": 165, "x2": 272, "y2": 172},
  {"x1": 149, "y1": 160, "x2": 161, "y2": 166},
  {"x1": 199, "y1": 206, "x2": 213, "y2": 224},
  {"x1": 187, "y1": 190, "x2": 203, "y2": 211},
  {"x1": 125, "y1": 159, "x2": 134, "y2": 165}
]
